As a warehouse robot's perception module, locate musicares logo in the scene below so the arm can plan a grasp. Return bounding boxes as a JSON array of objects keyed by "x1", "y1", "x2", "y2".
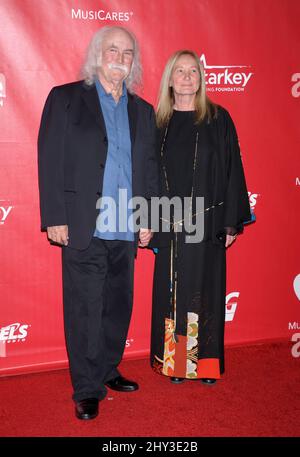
[
  {"x1": 71, "y1": 8, "x2": 133, "y2": 21},
  {"x1": 200, "y1": 54, "x2": 253, "y2": 93}
]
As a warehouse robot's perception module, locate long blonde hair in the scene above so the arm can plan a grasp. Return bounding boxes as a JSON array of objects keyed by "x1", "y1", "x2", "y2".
[{"x1": 156, "y1": 50, "x2": 217, "y2": 128}]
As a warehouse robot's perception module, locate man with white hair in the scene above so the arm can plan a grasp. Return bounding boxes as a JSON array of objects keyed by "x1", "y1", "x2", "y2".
[{"x1": 38, "y1": 26, "x2": 159, "y2": 420}]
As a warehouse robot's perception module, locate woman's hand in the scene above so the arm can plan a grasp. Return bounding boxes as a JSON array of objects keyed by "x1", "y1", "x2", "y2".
[
  {"x1": 138, "y1": 228, "x2": 153, "y2": 247},
  {"x1": 225, "y1": 234, "x2": 237, "y2": 248}
]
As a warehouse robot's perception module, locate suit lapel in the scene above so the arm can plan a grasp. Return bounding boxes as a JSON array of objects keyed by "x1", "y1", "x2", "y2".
[
  {"x1": 81, "y1": 83, "x2": 107, "y2": 136},
  {"x1": 127, "y1": 93, "x2": 137, "y2": 148},
  {"x1": 81, "y1": 83, "x2": 138, "y2": 157}
]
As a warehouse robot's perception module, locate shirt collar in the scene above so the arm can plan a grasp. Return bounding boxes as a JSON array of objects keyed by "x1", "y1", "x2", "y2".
[{"x1": 95, "y1": 79, "x2": 128, "y2": 101}]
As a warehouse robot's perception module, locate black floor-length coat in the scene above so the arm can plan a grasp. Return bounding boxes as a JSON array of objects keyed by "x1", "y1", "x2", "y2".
[{"x1": 150, "y1": 107, "x2": 251, "y2": 379}]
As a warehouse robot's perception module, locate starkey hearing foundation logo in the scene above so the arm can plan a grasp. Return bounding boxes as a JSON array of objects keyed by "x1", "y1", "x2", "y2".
[
  {"x1": 200, "y1": 54, "x2": 253, "y2": 93},
  {"x1": 291, "y1": 73, "x2": 300, "y2": 98},
  {"x1": 71, "y1": 7, "x2": 133, "y2": 21},
  {"x1": 0, "y1": 73, "x2": 6, "y2": 107},
  {"x1": 0, "y1": 201, "x2": 13, "y2": 225}
]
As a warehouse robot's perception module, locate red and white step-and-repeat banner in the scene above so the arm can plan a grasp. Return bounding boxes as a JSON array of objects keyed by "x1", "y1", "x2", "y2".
[{"x1": 0, "y1": 0, "x2": 299, "y2": 375}]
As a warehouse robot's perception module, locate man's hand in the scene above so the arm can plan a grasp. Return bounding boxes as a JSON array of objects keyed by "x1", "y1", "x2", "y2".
[
  {"x1": 225, "y1": 234, "x2": 237, "y2": 248},
  {"x1": 47, "y1": 225, "x2": 69, "y2": 246},
  {"x1": 138, "y1": 228, "x2": 153, "y2": 248}
]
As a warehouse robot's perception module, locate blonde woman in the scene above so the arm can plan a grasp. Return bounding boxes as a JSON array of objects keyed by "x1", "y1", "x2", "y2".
[{"x1": 150, "y1": 50, "x2": 251, "y2": 385}]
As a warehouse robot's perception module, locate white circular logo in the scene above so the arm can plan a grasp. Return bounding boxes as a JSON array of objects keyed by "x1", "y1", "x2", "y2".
[{"x1": 293, "y1": 274, "x2": 300, "y2": 301}]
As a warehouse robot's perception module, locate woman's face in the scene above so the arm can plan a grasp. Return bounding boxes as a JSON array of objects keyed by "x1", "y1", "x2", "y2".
[{"x1": 170, "y1": 54, "x2": 201, "y2": 98}]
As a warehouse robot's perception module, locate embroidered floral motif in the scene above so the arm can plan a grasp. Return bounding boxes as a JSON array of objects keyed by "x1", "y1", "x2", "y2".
[
  {"x1": 153, "y1": 357, "x2": 163, "y2": 375},
  {"x1": 186, "y1": 312, "x2": 199, "y2": 378},
  {"x1": 162, "y1": 318, "x2": 176, "y2": 376}
]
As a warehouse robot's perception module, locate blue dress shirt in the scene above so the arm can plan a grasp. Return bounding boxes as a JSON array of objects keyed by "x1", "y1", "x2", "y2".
[{"x1": 94, "y1": 80, "x2": 134, "y2": 241}]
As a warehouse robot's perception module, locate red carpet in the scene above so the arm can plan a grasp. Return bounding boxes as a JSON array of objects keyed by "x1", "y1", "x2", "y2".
[{"x1": 0, "y1": 341, "x2": 299, "y2": 437}]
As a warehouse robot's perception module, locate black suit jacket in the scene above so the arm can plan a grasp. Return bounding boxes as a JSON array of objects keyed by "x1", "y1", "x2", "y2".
[{"x1": 38, "y1": 80, "x2": 159, "y2": 250}]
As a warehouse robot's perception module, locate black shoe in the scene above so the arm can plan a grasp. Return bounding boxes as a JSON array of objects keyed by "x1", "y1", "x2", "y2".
[
  {"x1": 105, "y1": 375, "x2": 139, "y2": 392},
  {"x1": 200, "y1": 378, "x2": 216, "y2": 385},
  {"x1": 75, "y1": 398, "x2": 99, "y2": 420},
  {"x1": 170, "y1": 377, "x2": 185, "y2": 384}
]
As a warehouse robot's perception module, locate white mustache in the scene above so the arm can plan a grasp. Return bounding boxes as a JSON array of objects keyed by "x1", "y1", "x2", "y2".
[{"x1": 108, "y1": 63, "x2": 129, "y2": 74}]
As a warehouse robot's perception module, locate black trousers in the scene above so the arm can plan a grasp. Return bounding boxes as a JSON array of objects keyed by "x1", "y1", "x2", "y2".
[{"x1": 62, "y1": 237, "x2": 135, "y2": 402}]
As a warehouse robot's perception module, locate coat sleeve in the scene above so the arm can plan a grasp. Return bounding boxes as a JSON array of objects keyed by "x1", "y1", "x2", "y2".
[
  {"x1": 146, "y1": 106, "x2": 160, "y2": 198},
  {"x1": 143, "y1": 105, "x2": 160, "y2": 229},
  {"x1": 222, "y1": 109, "x2": 251, "y2": 235},
  {"x1": 37, "y1": 87, "x2": 69, "y2": 229}
]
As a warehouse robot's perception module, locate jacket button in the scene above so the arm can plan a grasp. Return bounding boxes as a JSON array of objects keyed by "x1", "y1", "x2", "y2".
[
  {"x1": 96, "y1": 191, "x2": 101, "y2": 197},
  {"x1": 103, "y1": 136, "x2": 108, "y2": 145},
  {"x1": 100, "y1": 163, "x2": 104, "y2": 169}
]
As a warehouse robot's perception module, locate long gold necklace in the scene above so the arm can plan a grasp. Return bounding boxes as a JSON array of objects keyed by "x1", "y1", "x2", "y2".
[
  {"x1": 160, "y1": 123, "x2": 199, "y2": 342},
  {"x1": 160, "y1": 122, "x2": 224, "y2": 341}
]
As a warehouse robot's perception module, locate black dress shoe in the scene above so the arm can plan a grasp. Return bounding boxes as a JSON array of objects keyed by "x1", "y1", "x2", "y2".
[
  {"x1": 200, "y1": 378, "x2": 216, "y2": 385},
  {"x1": 75, "y1": 398, "x2": 99, "y2": 420},
  {"x1": 105, "y1": 375, "x2": 138, "y2": 392},
  {"x1": 170, "y1": 377, "x2": 185, "y2": 384}
]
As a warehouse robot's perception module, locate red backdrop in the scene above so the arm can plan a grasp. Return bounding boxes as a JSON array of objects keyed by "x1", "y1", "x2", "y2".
[{"x1": 1, "y1": 0, "x2": 300, "y2": 375}]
